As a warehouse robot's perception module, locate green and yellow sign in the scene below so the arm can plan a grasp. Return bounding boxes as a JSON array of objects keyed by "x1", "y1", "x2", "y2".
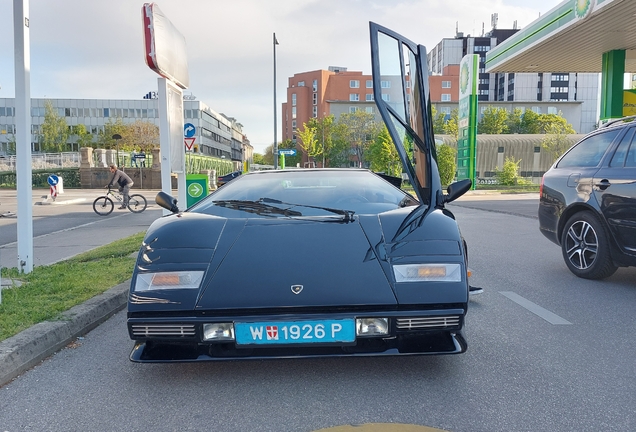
[{"x1": 457, "y1": 54, "x2": 479, "y2": 188}]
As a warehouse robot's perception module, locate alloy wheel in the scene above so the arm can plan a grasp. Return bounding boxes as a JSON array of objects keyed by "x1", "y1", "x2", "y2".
[{"x1": 564, "y1": 220, "x2": 598, "y2": 270}]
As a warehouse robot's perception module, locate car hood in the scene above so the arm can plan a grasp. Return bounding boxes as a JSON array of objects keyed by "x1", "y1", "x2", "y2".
[{"x1": 130, "y1": 208, "x2": 467, "y2": 312}]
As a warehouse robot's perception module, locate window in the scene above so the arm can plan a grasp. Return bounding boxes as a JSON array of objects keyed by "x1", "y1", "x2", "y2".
[
  {"x1": 441, "y1": 94, "x2": 451, "y2": 102},
  {"x1": 313, "y1": 93, "x2": 318, "y2": 105},
  {"x1": 292, "y1": 94, "x2": 296, "y2": 106},
  {"x1": 350, "y1": 80, "x2": 360, "y2": 88},
  {"x1": 548, "y1": 107, "x2": 558, "y2": 115},
  {"x1": 381, "y1": 80, "x2": 391, "y2": 88},
  {"x1": 313, "y1": 106, "x2": 318, "y2": 117},
  {"x1": 298, "y1": 81, "x2": 305, "y2": 87},
  {"x1": 381, "y1": 94, "x2": 390, "y2": 102},
  {"x1": 366, "y1": 80, "x2": 373, "y2": 88},
  {"x1": 441, "y1": 107, "x2": 451, "y2": 115},
  {"x1": 610, "y1": 128, "x2": 635, "y2": 167},
  {"x1": 350, "y1": 94, "x2": 359, "y2": 101},
  {"x1": 291, "y1": 120, "x2": 297, "y2": 129},
  {"x1": 478, "y1": 90, "x2": 489, "y2": 95},
  {"x1": 558, "y1": 130, "x2": 621, "y2": 168},
  {"x1": 349, "y1": 107, "x2": 358, "y2": 113},
  {"x1": 442, "y1": 81, "x2": 451, "y2": 88},
  {"x1": 366, "y1": 94, "x2": 374, "y2": 101},
  {"x1": 365, "y1": 107, "x2": 374, "y2": 114},
  {"x1": 313, "y1": 80, "x2": 318, "y2": 92},
  {"x1": 292, "y1": 107, "x2": 296, "y2": 119}
]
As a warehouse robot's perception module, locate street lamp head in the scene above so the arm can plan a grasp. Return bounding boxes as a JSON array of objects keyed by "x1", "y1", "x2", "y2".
[{"x1": 112, "y1": 134, "x2": 122, "y2": 140}]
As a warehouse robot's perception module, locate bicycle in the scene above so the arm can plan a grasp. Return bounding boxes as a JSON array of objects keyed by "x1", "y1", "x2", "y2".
[{"x1": 93, "y1": 186, "x2": 148, "y2": 216}]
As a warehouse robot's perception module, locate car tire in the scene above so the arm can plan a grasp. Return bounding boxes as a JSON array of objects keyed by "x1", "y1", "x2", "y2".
[{"x1": 561, "y1": 211, "x2": 617, "y2": 280}]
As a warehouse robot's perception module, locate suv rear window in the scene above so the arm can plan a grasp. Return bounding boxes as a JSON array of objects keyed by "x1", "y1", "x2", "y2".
[{"x1": 557, "y1": 129, "x2": 620, "y2": 168}]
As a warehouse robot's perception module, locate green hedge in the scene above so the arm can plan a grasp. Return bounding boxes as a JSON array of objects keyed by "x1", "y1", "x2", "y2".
[{"x1": 0, "y1": 168, "x2": 80, "y2": 189}]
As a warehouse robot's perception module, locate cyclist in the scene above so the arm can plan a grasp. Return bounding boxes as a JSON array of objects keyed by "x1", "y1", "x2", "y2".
[{"x1": 107, "y1": 164, "x2": 134, "y2": 209}]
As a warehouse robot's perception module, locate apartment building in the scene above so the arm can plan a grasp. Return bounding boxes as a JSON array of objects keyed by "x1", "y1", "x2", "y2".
[{"x1": 282, "y1": 66, "x2": 384, "y2": 145}]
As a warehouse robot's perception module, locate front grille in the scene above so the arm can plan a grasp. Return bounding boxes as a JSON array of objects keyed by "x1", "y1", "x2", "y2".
[
  {"x1": 396, "y1": 316, "x2": 460, "y2": 330},
  {"x1": 131, "y1": 324, "x2": 196, "y2": 338}
]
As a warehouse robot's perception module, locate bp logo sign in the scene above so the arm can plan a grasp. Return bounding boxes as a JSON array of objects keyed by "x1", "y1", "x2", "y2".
[
  {"x1": 574, "y1": 0, "x2": 595, "y2": 19},
  {"x1": 460, "y1": 62, "x2": 470, "y2": 95}
]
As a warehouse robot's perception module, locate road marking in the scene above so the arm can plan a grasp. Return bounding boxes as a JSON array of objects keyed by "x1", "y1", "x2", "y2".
[
  {"x1": 500, "y1": 291, "x2": 572, "y2": 325},
  {"x1": 0, "y1": 213, "x2": 130, "y2": 249}
]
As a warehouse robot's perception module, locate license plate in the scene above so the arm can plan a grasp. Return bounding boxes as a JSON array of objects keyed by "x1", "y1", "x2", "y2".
[{"x1": 235, "y1": 319, "x2": 355, "y2": 345}]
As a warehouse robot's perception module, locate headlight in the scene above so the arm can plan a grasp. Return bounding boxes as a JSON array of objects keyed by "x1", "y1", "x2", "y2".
[
  {"x1": 134, "y1": 271, "x2": 204, "y2": 291},
  {"x1": 393, "y1": 264, "x2": 462, "y2": 282},
  {"x1": 356, "y1": 318, "x2": 389, "y2": 336},
  {"x1": 202, "y1": 323, "x2": 235, "y2": 341}
]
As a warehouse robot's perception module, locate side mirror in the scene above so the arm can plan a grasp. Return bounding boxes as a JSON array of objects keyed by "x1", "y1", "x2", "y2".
[
  {"x1": 443, "y1": 179, "x2": 472, "y2": 204},
  {"x1": 156, "y1": 191, "x2": 180, "y2": 213}
]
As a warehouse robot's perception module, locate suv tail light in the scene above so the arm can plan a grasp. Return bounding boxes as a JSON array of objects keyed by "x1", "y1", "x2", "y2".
[{"x1": 539, "y1": 176, "x2": 544, "y2": 197}]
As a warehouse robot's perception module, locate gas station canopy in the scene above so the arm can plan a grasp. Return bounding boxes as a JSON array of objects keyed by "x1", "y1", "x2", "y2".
[{"x1": 486, "y1": 0, "x2": 636, "y2": 73}]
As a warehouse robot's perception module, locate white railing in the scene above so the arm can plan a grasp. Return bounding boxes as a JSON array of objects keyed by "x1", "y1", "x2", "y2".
[{"x1": 0, "y1": 152, "x2": 80, "y2": 172}]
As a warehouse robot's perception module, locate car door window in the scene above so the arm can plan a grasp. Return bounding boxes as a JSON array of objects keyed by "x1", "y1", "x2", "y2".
[
  {"x1": 557, "y1": 129, "x2": 620, "y2": 168},
  {"x1": 626, "y1": 141, "x2": 636, "y2": 167},
  {"x1": 610, "y1": 127, "x2": 635, "y2": 167}
]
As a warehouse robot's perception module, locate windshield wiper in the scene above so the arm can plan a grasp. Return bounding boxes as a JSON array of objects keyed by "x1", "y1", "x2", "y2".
[
  {"x1": 212, "y1": 200, "x2": 303, "y2": 217},
  {"x1": 259, "y1": 197, "x2": 355, "y2": 223}
]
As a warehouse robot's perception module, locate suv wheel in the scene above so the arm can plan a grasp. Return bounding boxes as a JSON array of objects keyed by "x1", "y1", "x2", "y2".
[{"x1": 561, "y1": 211, "x2": 617, "y2": 280}]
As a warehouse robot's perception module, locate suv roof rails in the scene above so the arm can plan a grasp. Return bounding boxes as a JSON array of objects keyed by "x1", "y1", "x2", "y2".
[{"x1": 599, "y1": 115, "x2": 636, "y2": 129}]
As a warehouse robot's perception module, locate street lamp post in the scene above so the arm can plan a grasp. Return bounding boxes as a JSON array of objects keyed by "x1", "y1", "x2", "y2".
[
  {"x1": 112, "y1": 134, "x2": 122, "y2": 167},
  {"x1": 273, "y1": 33, "x2": 279, "y2": 170}
]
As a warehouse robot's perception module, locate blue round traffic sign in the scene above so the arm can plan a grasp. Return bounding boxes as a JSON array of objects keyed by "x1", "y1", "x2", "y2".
[
  {"x1": 184, "y1": 123, "x2": 196, "y2": 138},
  {"x1": 47, "y1": 174, "x2": 59, "y2": 186}
]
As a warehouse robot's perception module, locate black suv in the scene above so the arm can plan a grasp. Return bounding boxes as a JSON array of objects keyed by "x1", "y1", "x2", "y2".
[{"x1": 539, "y1": 116, "x2": 636, "y2": 279}]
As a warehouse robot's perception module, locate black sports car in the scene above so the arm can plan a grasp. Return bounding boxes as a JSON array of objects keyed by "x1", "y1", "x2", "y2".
[{"x1": 127, "y1": 23, "x2": 473, "y2": 362}]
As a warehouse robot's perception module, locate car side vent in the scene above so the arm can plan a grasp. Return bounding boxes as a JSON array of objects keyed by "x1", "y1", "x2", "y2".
[
  {"x1": 396, "y1": 316, "x2": 460, "y2": 330},
  {"x1": 131, "y1": 324, "x2": 196, "y2": 338}
]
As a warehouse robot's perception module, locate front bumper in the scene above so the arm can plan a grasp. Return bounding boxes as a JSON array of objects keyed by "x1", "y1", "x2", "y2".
[{"x1": 127, "y1": 309, "x2": 467, "y2": 362}]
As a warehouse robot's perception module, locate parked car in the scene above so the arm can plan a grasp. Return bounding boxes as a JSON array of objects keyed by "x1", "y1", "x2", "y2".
[
  {"x1": 126, "y1": 23, "x2": 473, "y2": 362},
  {"x1": 539, "y1": 116, "x2": 636, "y2": 279},
  {"x1": 217, "y1": 170, "x2": 242, "y2": 187}
]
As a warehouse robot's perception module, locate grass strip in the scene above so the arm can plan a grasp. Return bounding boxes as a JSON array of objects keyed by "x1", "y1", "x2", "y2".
[{"x1": 0, "y1": 232, "x2": 145, "y2": 341}]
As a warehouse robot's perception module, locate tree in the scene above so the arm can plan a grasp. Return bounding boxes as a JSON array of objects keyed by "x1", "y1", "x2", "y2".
[
  {"x1": 368, "y1": 125, "x2": 400, "y2": 177},
  {"x1": 96, "y1": 118, "x2": 127, "y2": 149},
  {"x1": 541, "y1": 123, "x2": 576, "y2": 162},
  {"x1": 296, "y1": 122, "x2": 321, "y2": 164},
  {"x1": 537, "y1": 113, "x2": 575, "y2": 135},
  {"x1": 495, "y1": 156, "x2": 527, "y2": 185},
  {"x1": 520, "y1": 110, "x2": 541, "y2": 134},
  {"x1": 436, "y1": 143, "x2": 457, "y2": 186},
  {"x1": 478, "y1": 107, "x2": 509, "y2": 134},
  {"x1": 506, "y1": 108, "x2": 524, "y2": 134},
  {"x1": 278, "y1": 138, "x2": 301, "y2": 168},
  {"x1": 443, "y1": 108, "x2": 459, "y2": 141},
  {"x1": 252, "y1": 153, "x2": 266, "y2": 165},
  {"x1": 74, "y1": 124, "x2": 94, "y2": 148},
  {"x1": 336, "y1": 110, "x2": 381, "y2": 167},
  {"x1": 39, "y1": 100, "x2": 69, "y2": 152},
  {"x1": 431, "y1": 105, "x2": 447, "y2": 135},
  {"x1": 124, "y1": 119, "x2": 160, "y2": 152}
]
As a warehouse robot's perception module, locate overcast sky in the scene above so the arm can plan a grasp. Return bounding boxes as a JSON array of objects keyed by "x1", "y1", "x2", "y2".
[{"x1": 0, "y1": 0, "x2": 562, "y2": 153}]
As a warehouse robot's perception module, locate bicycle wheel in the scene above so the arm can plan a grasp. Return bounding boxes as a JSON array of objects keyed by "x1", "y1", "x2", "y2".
[
  {"x1": 128, "y1": 194, "x2": 148, "y2": 213},
  {"x1": 93, "y1": 196, "x2": 114, "y2": 216}
]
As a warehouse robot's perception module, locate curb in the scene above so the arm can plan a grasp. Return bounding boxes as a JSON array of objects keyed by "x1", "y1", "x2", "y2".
[{"x1": 0, "y1": 281, "x2": 129, "y2": 387}]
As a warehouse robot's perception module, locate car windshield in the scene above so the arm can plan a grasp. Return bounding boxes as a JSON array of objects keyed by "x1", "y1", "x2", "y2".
[{"x1": 189, "y1": 169, "x2": 418, "y2": 218}]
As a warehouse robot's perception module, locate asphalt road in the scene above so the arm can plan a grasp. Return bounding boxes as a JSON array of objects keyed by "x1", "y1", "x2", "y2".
[
  {"x1": 1, "y1": 193, "x2": 635, "y2": 431},
  {"x1": 0, "y1": 188, "x2": 163, "y2": 269}
]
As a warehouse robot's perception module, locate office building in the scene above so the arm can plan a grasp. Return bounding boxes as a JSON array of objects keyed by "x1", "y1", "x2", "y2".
[
  {"x1": 0, "y1": 98, "x2": 251, "y2": 167},
  {"x1": 427, "y1": 25, "x2": 599, "y2": 133}
]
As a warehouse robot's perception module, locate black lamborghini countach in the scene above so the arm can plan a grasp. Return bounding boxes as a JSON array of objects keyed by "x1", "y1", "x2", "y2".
[{"x1": 126, "y1": 23, "x2": 473, "y2": 362}]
